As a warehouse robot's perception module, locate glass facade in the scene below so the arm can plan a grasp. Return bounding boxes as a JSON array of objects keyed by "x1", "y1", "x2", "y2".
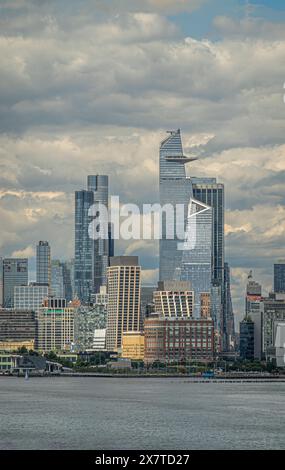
[
  {"x1": 36, "y1": 241, "x2": 51, "y2": 286},
  {"x1": 3, "y1": 258, "x2": 28, "y2": 308},
  {"x1": 274, "y1": 261, "x2": 285, "y2": 294}
]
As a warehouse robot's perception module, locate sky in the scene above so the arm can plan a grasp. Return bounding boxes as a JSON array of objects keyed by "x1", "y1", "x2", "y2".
[{"x1": 0, "y1": 0, "x2": 285, "y2": 324}]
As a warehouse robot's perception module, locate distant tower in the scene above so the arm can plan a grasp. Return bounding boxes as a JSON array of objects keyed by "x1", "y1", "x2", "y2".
[
  {"x1": 106, "y1": 256, "x2": 141, "y2": 352},
  {"x1": 274, "y1": 260, "x2": 285, "y2": 294},
  {"x1": 36, "y1": 241, "x2": 51, "y2": 286},
  {"x1": 3, "y1": 258, "x2": 28, "y2": 308},
  {"x1": 74, "y1": 176, "x2": 109, "y2": 303}
]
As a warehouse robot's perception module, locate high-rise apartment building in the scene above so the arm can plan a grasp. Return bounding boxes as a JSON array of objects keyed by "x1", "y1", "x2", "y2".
[
  {"x1": 2, "y1": 258, "x2": 28, "y2": 308},
  {"x1": 14, "y1": 283, "x2": 49, "y2": 310},
  {"x1": 51, "y1": 260, "x2": 65, "y2": 298},
  {"x1": 154, "y1": 280, "x2": 193, "y2": 318},
  {"x1": 36, "y1": 305, "x2": 75, "y2": 352},
  {"x1": 106, "y1": 256, "x2": 141, "y2": 352},
  {"x1": 36, "y1": 241, "x2": 51, "y2": 286},
  {"x1": 74, "y1": 175, "x2": 109, "y2": 303},
  {"x1": 274, "y1": 261, "x2": 285, "y2": 294}
]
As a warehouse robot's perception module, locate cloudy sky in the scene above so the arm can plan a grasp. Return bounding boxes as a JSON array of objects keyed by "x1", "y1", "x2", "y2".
[{"x1": 0, "y1": 0, "x2": 285, "y2": 323}]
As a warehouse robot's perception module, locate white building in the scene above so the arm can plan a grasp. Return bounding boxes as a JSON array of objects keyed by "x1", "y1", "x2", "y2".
[{"x1": 93, "y1": 329, "x2": 106, "y2": 351}]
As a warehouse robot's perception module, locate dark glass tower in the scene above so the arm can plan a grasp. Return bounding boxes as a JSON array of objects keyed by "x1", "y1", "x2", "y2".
[
  {"x1": 36, "y1": 241, "x2": 51, "y2": 286},
  {"x1": 74, "y1": 175, "x2": 109, "y2": 303},
  {"x1": 274, "y1": 261, "x2": 285, "y2": 294},
  {"x1": 3, "y1": 258, "x2": 28, "y2": 308}
]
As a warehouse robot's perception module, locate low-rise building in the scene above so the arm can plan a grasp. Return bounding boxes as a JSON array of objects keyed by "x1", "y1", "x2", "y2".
[
  {"x1": 144, "y1": 315, "x2": 214, "y2": 364},
  {"x1": 122, "y1": 332, "x2": 144, "y2": 360}
]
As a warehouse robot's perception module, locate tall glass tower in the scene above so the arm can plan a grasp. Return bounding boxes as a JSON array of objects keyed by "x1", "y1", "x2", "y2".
[
  {"x1": 74, "y1": 175, "x2": 109, "y2": 303},
  {"x1": 159, "y1": 129, "x2": 196, "y2": 282},
  {"x1": 36, "y1": 241, "x2": 51, "y2": 287}
]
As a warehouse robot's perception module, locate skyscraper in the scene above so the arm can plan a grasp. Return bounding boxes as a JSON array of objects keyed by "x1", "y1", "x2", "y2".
[
  {"x1": 159, "y1": 129, "x2": 196, "y2": 282},
  {"x1": 106, "y1": 256, "x2": 141, "y2": 352},
  {"x1": 2, "y1": 258, "x2": 28, "y2": 308},
  {"x1": 192, "y1": 178, "x2": 224, "y2": 284},
  {"x1": 274, "y1": 261, "x2": 285, "y2": 294},
  {"x1": 180, "y1": 198, "x2": 213, "y2": 318},
  {"x1": 51, "y1": 260, "x2": 65, "y2": 298},
  {"x1": 36, "y1": 241, "x2": 51, "y2": 286},
  {"x1": 74, "y1": 175, "x2": 109, "y2": 303},
  {"x1": 159, "y1": 129, "x2": 212, "y2": 317}
]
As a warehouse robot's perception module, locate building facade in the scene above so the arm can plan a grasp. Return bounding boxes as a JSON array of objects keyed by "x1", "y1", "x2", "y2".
[
  {"x1": 106, "y1": 256, "x2": 141, "y2": 352},
  {"x1": 144, "y1": 315, "x2": 214, "y2": 364},
  {"x1": 2, "y1": 258, "x2": 28, "y2": 308},
  {"x1": 274, "y1": 261, "x2": 285, "y2": 294},
  {"x1": 14, "y1": 284, "x2": 49, "y2": 310},
  {"x1": 36, "y1": 241, "x2": 51, "y2": 286},
  {"x1": 239, "y1": 317, "x2": 254, "y2": 360},
  {"x1": 122, "y1": 332, "x2": 145, "y2": 361},
  {"x1": 36, "y1": 306, "x2": 75, "y2": 352},
  {"x1": 0, "y1": 309, "x2": 36, "y2": 344},
  {"x1": 154, "y1": 281, "x2": 193, "y2": 318},
  {"x1": 74, "y1": 175, "x2": 109, "y2": 303}
]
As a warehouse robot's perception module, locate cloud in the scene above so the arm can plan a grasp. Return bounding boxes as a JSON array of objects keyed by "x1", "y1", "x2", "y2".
[{"x1": 11, "y1": 245, "x2": 35, "y2": 258}]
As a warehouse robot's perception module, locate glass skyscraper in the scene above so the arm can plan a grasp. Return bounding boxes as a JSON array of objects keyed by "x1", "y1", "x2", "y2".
[
  {"x1": 36, "y1": 241, "x2": 51, "y2": 286},
  {"x1": 192, "y1": 178, "x2": 224, "y2": 284},
  {"x1": 159, "y1": 129, "x2": 212, "y2": 318},
  {"x1": 74, "y1": 175, "x2": 109, "y2": 303},
  {"x1": 2, "y1": 258, "x2": 28, "y2": 308},
  {"x1": 274, "y1": 261, "x2": 285, "y2": 294},
  {"x1": 159, "y1": 129, "x2": 196, "y2": 282}
]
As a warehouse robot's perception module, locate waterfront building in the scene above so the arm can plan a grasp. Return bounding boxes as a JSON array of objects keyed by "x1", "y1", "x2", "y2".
[
  {"x1": 106, "y1": 256, "x2": 141, "y2": 352},
  {"x1": 121, "y1": 332, "x2": 145, "y2": 360},
  {"x1": 36, "y1": 306, "x2": 74, "y2": 353},
  {"x1": 0, "y1": 339, "x2": 35, "y2": 352},
  {"x1": 36, "y1": 241, "x2": 51, "y2": 286},
  {"x1": 239, "y1": 316, "x2": 254, "y2": 360},
  {"x1": 267, "y1": 323, "x2": 285, "y2": 368},
  {"x1": 274, "y1": 260, "x2": 285, "y2": 294},
  {"x1": 74, "y1": 175, "x2": 109, "y2": 303},
  {"x1": 0, "y1": 309, "x2": 36, "y2": 344},
  {"x1": 262, "y1": 293, "x2": 285, "y2": 359},
  {"x1": 144, "y1": 315, "x2": 214, "y2": 364},
  {"x1": 14, "y1": 283, "x2": 49, "y2": 310},
  {"x1": 154, "y1": 281, "x2": 193, "y2": 318},
  {"x1": 2, "y1": 258, "x2": 28, "y2": 308}
]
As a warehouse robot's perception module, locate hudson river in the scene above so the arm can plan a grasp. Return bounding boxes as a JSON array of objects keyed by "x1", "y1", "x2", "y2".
[{"x1": 0, "y1": 377, "x2": 284, "y2": 450}]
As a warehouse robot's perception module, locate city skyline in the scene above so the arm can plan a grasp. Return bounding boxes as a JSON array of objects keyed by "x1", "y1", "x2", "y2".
[{"x1": 0, "y1": 0, "x2": 285, "y2": 324}]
